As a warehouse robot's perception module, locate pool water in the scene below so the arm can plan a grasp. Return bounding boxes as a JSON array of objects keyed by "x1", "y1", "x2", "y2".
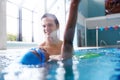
[{"x1": 0, "y1": 48, "x2": 120, "y2": 80}]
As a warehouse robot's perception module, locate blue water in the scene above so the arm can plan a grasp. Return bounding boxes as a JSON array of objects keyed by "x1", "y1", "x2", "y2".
[{"x1": 0, "y1": 48, "x2": 120, "y2": 80}]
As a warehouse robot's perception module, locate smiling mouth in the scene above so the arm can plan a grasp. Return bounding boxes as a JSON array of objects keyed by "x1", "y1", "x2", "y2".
[
  {"x1": 45, "y1": 31, "x2": 51, "y2": 35},
  {"x1": 45, "y1": 30, "x2": 57, "y2": 37}
]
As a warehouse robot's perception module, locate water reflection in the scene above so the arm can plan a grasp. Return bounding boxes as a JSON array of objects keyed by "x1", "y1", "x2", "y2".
[
  {"x1": 1, "y1": 59, "x2": 79, "y2": 80},
  {"x1": 110, "y1": 74, "x2": 120, "y2": 80},
  {"x1": 63, "y1": 59, "x2": 74, "y2": 80},
  {"x1": 55, "y1": 59, "x2": 74, "y2": 80},
  {"x1": 1, "y1": 63, "x2": 48, "y2": 80},
  {"x1": 110, "y1": 56, "x2": 120, "y2": 80}
]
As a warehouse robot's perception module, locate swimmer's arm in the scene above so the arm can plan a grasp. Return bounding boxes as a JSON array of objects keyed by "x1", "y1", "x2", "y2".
[{"x1": 61, "y1": 0, "x2": 80, "y2": 59}]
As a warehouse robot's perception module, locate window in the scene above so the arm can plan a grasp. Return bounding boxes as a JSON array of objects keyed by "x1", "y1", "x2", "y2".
[
  {"x1": 7, "y1": 1, "x2": 18, "y2": 35},
  {"x1": 7, "y1": 0, "x2": 67, "y2": 42}
]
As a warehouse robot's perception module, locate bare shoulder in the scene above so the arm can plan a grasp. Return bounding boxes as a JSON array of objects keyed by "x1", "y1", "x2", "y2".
[
  {"x1": 39, "y1": 42, "x2": 45, "y2": 48},
  {"x1": 59, "y1": 40, "x2": 63, "y2": 45}
]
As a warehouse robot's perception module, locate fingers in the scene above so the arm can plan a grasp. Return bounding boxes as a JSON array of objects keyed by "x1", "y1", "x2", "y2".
[
  {"x1": 71, "y1": 0, "x2": 81, "y2": 7},
  {"x1": 71, "y1": 0, "x2": 81, "y2": 4}
]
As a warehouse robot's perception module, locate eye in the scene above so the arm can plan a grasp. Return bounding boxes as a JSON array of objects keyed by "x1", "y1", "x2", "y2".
[{"x1": 42, "y1": 25, "x2": 46, "y2": 28}]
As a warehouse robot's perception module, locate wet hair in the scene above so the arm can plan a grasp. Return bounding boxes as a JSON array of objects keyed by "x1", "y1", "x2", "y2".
[{"x1": 41, "y1": 13, "x2": 59, "y2": 27}]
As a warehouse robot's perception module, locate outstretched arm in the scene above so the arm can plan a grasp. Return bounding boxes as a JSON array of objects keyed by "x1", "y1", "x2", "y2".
[
  {"x1": 49, "y1": 0, "x2": 80, "y2": 60},
  {"x1": 61, "y1": 0, "x2": 80, "y2": 59}
]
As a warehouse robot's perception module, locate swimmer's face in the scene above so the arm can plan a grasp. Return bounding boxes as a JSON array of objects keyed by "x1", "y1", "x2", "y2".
[{"x1": 41, "y1": 17, "x2": 59, "y2": 36}]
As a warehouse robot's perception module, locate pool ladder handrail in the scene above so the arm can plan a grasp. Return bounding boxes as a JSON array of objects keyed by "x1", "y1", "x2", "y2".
[{"x1": 100, "y1": 40, "x2": 107, "y2": 46}]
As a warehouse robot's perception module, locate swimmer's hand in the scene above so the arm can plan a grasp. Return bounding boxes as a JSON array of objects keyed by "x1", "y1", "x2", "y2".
[{"x1": 49, "y1": 55, "x2": 63, "y2": 61}]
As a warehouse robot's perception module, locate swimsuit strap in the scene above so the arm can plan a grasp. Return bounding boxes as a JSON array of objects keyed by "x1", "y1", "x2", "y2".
[
  {"x1": 31, "y1": 48, "x2": 46, "y2": 63},
  {"x1": 35, "y1": 48, "x2": 46, "y2": 63}
]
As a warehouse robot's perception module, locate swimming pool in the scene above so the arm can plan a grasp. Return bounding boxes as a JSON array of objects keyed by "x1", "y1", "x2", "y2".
[{"x1": 0, "y1": 48, "x2": 120, "y2": 80}]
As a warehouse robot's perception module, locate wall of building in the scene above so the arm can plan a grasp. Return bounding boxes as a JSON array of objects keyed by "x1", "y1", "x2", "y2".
[
  {"x1": 75, "y1": 0, "x2": 87, "y2": 47},
  {"x1": 87, "y1": 27, "x2": 120, "y2": 46},
  {"x1": 77, "y1": 0, "x2": 120, "y2": 47},
  {"x1": 87, "y1": 0, "x2": 105, "y2": 18},
  {"x1": 86, "y1": 14, "x2": 120, "y2": 46},
  {"x1": 78, "y1": 0, "x2": 88, "y2": 17},
  {"x1": 78, "y1": 0, "x2": 105, "y2": 18},
  {"x1": 0, "y1": 0, "x2": 7, "y2": 50}
]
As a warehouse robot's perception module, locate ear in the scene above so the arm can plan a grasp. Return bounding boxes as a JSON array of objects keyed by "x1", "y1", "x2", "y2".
[{"x1": 56, "y1": 24, "x2": 59, "y2": 29}]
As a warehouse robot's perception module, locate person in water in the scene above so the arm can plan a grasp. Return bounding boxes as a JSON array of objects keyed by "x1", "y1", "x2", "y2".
[{"x1": 20, "y1": 0, "x2": 81, "y2": 65}]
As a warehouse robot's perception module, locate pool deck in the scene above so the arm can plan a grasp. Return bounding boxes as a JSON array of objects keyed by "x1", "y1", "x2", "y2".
[
  {"x1": 0, "y1": 41, "x2": 38, "y2": 54},
  {"x1": 0, "y1": 41, "x2": 120, "y2": 54},
  {"x1": 7, "y1": 41, "x2": 38, "y2": 49}
]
